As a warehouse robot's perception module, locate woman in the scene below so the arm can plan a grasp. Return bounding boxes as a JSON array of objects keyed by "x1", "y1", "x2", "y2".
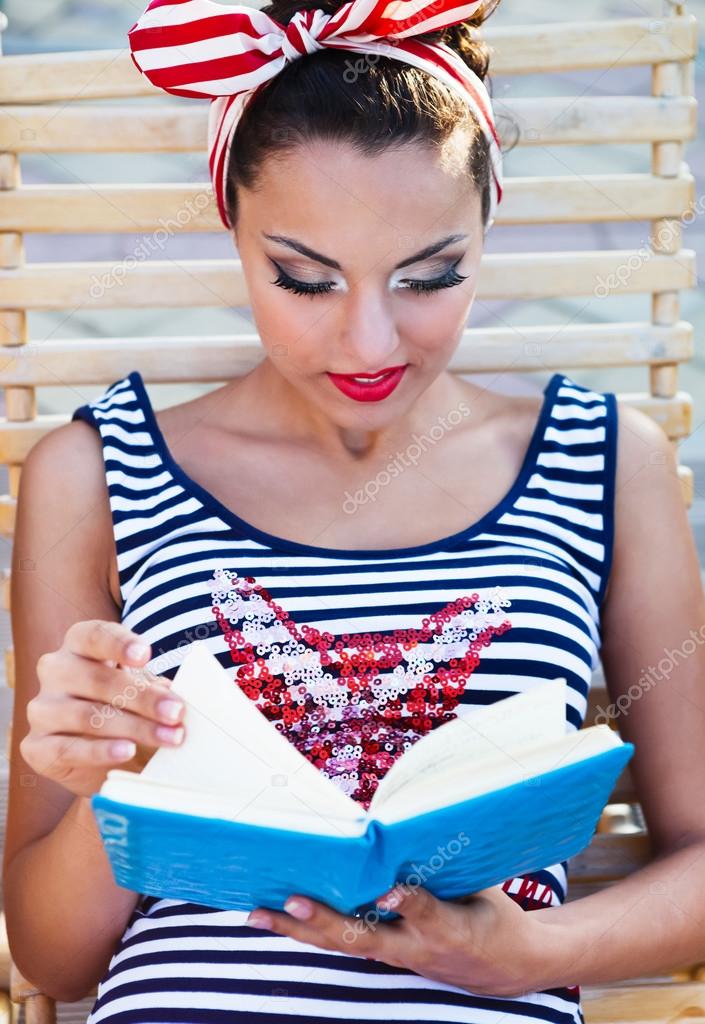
[{"x1": 6, "y1": 0, "x2": 705, "y2": 1020}]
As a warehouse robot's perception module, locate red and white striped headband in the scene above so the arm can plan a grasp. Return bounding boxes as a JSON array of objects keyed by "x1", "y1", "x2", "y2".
[{"x1": 128, "y1": 0, "x2": 503, "y2": 231}]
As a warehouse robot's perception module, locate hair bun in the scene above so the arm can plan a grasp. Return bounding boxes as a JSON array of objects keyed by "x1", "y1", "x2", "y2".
[
  {"x1": 264, "y1": 0, "x2": 342, "y2": 24},
  {"x1": 424, "y1": 0, "x2": 500, "y2": 84},
  {"x1": 262, "y1": 0, "x2": 500, "y2": 84}
]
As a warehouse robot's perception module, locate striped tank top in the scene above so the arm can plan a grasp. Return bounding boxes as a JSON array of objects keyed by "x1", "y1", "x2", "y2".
[{"x1": 72, "y1": 368, "x2": 616, "y2": 1024}]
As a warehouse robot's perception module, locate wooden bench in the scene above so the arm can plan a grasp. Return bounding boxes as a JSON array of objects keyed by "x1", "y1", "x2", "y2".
[{"x1": 0, "y1": 2, "x2": 700, "y2": 1020}]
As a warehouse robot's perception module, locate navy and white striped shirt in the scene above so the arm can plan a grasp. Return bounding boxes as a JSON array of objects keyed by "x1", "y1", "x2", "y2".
[{"x1": 72, "y1": 368, "x2": 616, "y2": 1023}]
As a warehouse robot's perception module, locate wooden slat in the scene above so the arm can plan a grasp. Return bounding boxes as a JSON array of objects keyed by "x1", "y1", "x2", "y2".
[
  {"x1": 625, "y1": 390, "x2": 691, "y2": 439},
  {"x1": 502, "y1": 96, "x2": 697, "y2": 147},
  {"x1": 567, "y1": 832, "x2": 652, "y2": 882},
  {"x1": 680, "y1": 464, "x2": 694, "y2": 507},
  {"x1": 0, "y1": 250, "x2": 695, "y2": 310},
  {"x1": 0, "y1": 323, "x2": 693, "y2": 386},
  {"x1": 0, "y1": 183, "x2": 220, "y2": 234},
  {"x1": 0, "y1": 96, "x2": 696, "y2": 153},
  {"x1": 582, "y1": 980, "x2": 705, "y2": 1023},
  {"x1": 585, "y1": 684, "x2": 611, "y2": 728},
  {"x1": 585, "y1": 689, "x2": 626, "y2": 730},
  {"x1": 489, "y1": 16, "x2": 698, "y2": 75},
  {"x1": 0, "y1": 18, "x2": 696, "y2": 103},
  {"x1": 0, "y1": 174, "x2": 695, "y2": 232},
  {"x1": 10, "y1": 957, "x2": 63, "y2": 1011},
  {"x1": 583, "y1": 685, "x2": 639, "y2": 802},
  {"x1": 0, "y1": 911, "x2": 10, "y2": 991},
  {"x1": 606, "y1": 766, "x2": 638, "y2": 805},
  {"x1": 0, "y1": 418, "x2": 66, "y2": 464},
  {"x1": 0, "y1": 105, "x2": 206, "y2": 153},
  {"x1": 499, "y1": 173, "x2": 695, "y2": 225}
]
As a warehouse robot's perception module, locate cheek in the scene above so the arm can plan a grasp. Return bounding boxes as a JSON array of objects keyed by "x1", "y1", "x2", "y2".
[
  {"x1": 397, "y1": 293, "x2": 471, "y2": 356},
  {"x1": 251, "y1": 289, "x2": 331, "y2": 371}
]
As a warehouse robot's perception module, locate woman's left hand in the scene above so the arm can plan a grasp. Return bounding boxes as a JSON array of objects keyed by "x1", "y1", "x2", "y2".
[{"x1": 246, "y1": 882, "x2": 553, "y2": 998}]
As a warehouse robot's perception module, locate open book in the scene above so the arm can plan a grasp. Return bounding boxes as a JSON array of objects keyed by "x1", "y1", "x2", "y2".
[{"x1": 92, "y1": 640, "x2": 634, "y2": 917}]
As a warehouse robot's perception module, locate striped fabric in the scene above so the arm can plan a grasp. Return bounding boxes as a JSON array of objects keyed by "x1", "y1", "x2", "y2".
[
  {"x1": 72, "y1": 368, "x2": 615, "y2": 1023},
  {"x1": 127, "y1": 0, "x2": 504, "y2": 230}
]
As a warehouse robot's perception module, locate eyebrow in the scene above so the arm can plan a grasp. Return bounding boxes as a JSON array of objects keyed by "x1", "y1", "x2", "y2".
[{"x1": 262, "y1": 232, "x2": 468, "y2": 271}]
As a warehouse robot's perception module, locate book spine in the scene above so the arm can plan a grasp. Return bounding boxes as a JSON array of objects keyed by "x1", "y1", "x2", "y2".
[{"x1": 351, "y1": 818, "x2": 402, "y2": 921}]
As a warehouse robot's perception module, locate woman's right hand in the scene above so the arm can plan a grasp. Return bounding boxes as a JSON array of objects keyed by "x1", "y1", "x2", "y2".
[{"x1": 20, "y1": 619, "x2": 187, "y2": 798}]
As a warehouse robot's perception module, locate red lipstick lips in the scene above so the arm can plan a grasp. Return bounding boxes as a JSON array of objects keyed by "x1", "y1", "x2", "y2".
[{"x1": 327, "y1": 365, "x2": 407, "y2": 403}]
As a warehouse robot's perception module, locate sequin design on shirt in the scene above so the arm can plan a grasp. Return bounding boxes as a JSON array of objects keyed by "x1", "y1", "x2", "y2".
[{"x1": 208, "y1": 567, "x2": 512, "y2": 809}]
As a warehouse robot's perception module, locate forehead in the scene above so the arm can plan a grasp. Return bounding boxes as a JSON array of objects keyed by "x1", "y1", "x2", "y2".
[{"x1": 238, "y1": 136, "x2": 482, "y2": 245}]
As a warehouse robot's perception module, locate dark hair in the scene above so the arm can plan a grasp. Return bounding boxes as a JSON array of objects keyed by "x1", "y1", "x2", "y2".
[{"x1": 225, "y1": 0, "x2": 505, "y2": 231}]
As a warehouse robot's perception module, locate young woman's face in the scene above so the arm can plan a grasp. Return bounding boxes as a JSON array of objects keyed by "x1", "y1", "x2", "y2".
[{"x1": 233, "y1": 135, "x2": 485, "y2": 427}]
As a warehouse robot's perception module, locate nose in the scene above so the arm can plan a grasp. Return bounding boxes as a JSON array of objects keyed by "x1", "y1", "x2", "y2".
[{"x1": 337, "y1": 280, "x2": 400, "y2": 372}]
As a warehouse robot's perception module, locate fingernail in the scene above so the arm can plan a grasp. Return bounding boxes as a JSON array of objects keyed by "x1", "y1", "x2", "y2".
[
  {"x1": 284, "y1": 897, "x2": 312, "y2": 919},
  {"x1": 247, "y1": 911, "x2": 272, "y2": 928},
  {"x1": 378, "y1": 887, "x2": 402, "y2": 909},
  {"x1": 110, "y1": 740, "x2": 136, "y2": 760},
  {"x1": 126, "y1": 642, "x2": 150, "y2": 661},
  {"x1": 157, "y1": 698, "x2": 184, "y2": 723},
  {"x1": 156, "y1": 724, "x2": 184, "y2": 744}
]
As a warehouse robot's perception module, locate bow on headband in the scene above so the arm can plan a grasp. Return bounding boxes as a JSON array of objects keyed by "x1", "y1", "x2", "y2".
[{"x1": 128, "y1": 0, "x2": 503, "y2": 230}]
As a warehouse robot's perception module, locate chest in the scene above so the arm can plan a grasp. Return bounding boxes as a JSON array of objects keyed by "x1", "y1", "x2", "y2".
[
  {"x1": 155, "y1": 414, "x2": 528, "y2": 550},
  {"x1": 107, "y1": 386, "x2": 540, "y2": 607}
]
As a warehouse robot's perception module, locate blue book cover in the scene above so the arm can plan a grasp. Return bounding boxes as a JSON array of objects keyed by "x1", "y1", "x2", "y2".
[{"x1": 92, "y1": 642, "x2": 634, "y2": 919}]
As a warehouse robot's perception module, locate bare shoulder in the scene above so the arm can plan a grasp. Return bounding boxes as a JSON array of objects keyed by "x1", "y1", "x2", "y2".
[
  {"x1": 24, "y1": 416, "x2": 103, "y2": 473},
  {"x1": 603, "y1": 396, "x2": 694, "y2": 626},
  {"x1": 613, "y1": 397, "x2": 674, "y2": 469},
  {"x1": 611, "y1": 398, "x2": 683, "y2": 538},
  {"x1": 20, "y1": 417, "x2": 109, "y2": 520},
  {"x1": 16, "y1": 419, "x2": 118, "y2": 602}
]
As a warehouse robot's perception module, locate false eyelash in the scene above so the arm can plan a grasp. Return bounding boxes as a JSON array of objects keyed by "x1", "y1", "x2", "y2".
[
  {"x1": 269, "y1": 261, "x2": 335, "y2": 297},
  {"x1": 269, "y1": 258, "x2": 469, "y2": 298},
  {"x1": 403, "y1": 260, "x2": 468, "y2": 295}
]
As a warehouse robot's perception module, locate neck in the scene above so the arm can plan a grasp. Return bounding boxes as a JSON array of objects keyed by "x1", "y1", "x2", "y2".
[{"x1": 226, "y1": 357, "x2": 468, "y2": 465}]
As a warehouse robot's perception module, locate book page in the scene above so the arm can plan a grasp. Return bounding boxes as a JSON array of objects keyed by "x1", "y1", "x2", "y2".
[
  {"x1": 131, "y1": 641, "x2": 362, "y2": 830},
  {"x1": 369, "y1": 677, "x2": 568, "y2": 814},
  {"x1": 373, "y1": 723, "x2": 622, "y2": 824},
  {"x1": 101, "y1": 770, "x2": 367, "y2": 837}
]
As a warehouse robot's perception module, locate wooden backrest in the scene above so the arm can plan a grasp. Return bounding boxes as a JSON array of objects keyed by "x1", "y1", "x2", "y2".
[{"x1": 0, "y1": 2, "x2": 700, "y2": 1018}]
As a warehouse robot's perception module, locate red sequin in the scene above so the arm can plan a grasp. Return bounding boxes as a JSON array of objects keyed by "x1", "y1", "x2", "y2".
[{"x1": 208, "y1": 568, "x2": 512, "y2": 810}]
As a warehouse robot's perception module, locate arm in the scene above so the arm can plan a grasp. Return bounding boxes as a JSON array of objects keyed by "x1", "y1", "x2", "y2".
[
  {"x1": 3, "y1": 421, "x2": 141, "y2": 1004},
  {"x1": 529, "y1": 401, "x2": 705, "y2": 988}
]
